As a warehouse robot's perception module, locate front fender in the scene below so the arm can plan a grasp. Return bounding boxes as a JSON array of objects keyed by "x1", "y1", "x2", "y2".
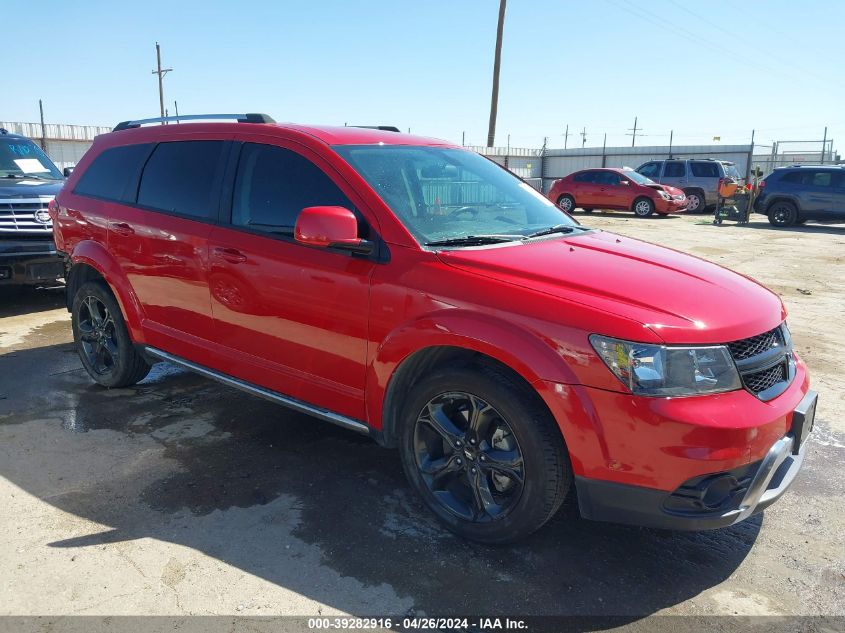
[
  {"x1": 366, "y1": 309, "x2": 580, "y2": 433},
  {"x1": 70, "y1": 240, "x2": 145, "y2": 341}
]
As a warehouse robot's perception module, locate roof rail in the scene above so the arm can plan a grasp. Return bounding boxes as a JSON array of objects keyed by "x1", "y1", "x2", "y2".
[
  {"x1": 350, "y1": 125, "x2": 401, "y2": 133},
  {"x1": 113, "y1": 113, "x2": 275, "y2": 132}
]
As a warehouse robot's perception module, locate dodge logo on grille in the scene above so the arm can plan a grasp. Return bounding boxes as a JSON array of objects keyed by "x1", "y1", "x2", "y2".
[{"x1": 34, "y1": 209, "x2": 51, "y2": 224}]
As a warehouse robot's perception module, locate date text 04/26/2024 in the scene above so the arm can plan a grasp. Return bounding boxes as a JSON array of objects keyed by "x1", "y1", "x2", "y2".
[{"x1": 307, "y1": 618, "x2": 528, "y2": 630}]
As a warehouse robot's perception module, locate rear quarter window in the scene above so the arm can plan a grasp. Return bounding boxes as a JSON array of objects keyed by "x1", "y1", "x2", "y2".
[
  {"x1": 74, "y1": 143, "x2": 152, "y2": 202},
  {"x1": 690, "y1": 161, "x2": 720, "y2": 178},
  {"x1": 137, "y1": 141, "x2": 227, "y2": 219}
]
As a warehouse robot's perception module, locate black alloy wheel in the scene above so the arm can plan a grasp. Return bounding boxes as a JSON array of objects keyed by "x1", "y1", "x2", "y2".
[
  {"x1": 413, "y1": 391, "x2": 525, "y2": 523},
  {"x1": 77, "y1": 295, "x2": 119, "y2": 376}
]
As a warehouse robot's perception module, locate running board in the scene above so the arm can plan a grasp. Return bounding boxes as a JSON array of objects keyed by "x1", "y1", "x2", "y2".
[{"x1": 143, "y1": 347, "x2": 371, "y2": 436}]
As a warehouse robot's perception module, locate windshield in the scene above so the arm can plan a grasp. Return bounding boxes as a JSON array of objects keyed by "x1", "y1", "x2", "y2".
[
  {"x1": 334, "y1": 145, "x2": 576, "y2": 245},
  {"x1": 622, "y1": 170, "x2": 655, "y2": 185},
  {"x1": 0, "y1": 138, "x2": 63, "y2": 180}
]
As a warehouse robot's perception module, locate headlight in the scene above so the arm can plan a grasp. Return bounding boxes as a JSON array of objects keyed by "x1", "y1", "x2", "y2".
[
  {"x1": 589, "y1": 335, "x2": 742, "y2": 397},
  {"x1": 657, "y1": 190, "x2": 671, "y2": 200}
]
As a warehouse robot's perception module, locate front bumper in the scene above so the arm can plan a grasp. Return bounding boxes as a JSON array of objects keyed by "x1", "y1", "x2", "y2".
[
  {"x1": 654, "y1": 198, "x2": 689, "y2": 214},
  {"x1": 0, "y1": 239, "x2": 64, "y2": 285},
  {"x1": 575, "y1": 389, "x2": 817, "y2": 530}
]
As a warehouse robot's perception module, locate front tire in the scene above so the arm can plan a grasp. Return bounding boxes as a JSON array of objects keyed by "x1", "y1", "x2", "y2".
[
  {"x1": 633, "y1": 197, "x2": 655, "y2": 217},
  {"x1": 71, "y1": 281, "x2": 151, "y2": 388},
  {"x1": 557, "y1": 194, "x2": 576, "y2": 214},
  {"x1": 684, "y1": 190, "x2": 705, "y2": 213},
  {"x1": 398, "y1": 364, "x2": 571, "y2": 544},
  {"x1": 768, "y1": 201, "x2": 798, "y2": 227}
]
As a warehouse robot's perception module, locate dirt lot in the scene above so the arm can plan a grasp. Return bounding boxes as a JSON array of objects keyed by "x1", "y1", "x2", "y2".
[{"x1": 1, "y1": 213, "x2": 843, "y2": 625}]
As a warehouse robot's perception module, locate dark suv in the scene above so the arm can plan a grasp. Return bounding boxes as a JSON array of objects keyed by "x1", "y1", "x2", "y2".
[
  {"x1": 0, "y1": 128, "x2": 66, "y2": 285},
  {"x1": 754, "y1": 165, "x2": 845, "y2": 227}
]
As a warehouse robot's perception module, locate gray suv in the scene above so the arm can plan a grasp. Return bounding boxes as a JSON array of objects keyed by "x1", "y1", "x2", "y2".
[{"x1": 636, "y1": 159, "x2": 743, "y2": 212}]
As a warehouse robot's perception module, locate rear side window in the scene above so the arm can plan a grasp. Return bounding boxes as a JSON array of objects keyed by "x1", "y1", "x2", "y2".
[
  {"x1": 231, "y1": 143, "x2": 352, "y2": 233},
  {"x1": 573, "y1": 171, "x2": 597, "y2": 183},
  {"x1": 781, "y1": 170, "x2": 834, "y2": 186},
  {"x1": 637, "y1": 162, "x2": 661, "y2": 178},
  {"x1": 74, "y1": 143, "x2": 152, "y2": 202},
  {"x1": 690, "y1": 161, "x2": 720, "y2": 177},
  {"x1": 137, "y1": 141, "x2": 226, "y2": 219},
  {"x1": 663, "y1": 161, "x2": 686, "y2": 177}
]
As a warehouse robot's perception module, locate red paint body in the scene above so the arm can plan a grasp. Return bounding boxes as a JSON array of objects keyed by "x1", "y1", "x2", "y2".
[
  {"x1": 549, "y1": 167, "x2": 689, "y2": 215},
  {"x1": 53, "y1": 123, "x2": 809, "y2": 493}
]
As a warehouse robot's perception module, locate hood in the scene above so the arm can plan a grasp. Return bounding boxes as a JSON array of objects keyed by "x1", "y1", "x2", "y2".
[
  {"x1": 436, "y1": 231, "x2": 785, "y2": 344},
  {"x1": 644, "y1": 183, "x2": 684, "y2": 196},
  {"x1": 0, "y1": 178, "x2": 64, "y2": 198}
]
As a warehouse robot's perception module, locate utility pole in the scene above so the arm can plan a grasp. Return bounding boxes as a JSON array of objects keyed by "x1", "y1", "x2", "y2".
[
  {"x1": 38, "y1": 99, "x2": 46, "y2": 151},
  {"x1": 580, "y1": 127, "x2": 587, "y2": 148},
  {"x1": 668, "y1": 130, "x2": 674, "y2": 158},
  {"x1": 462, "y1": 131, "x2": 465, "y2": 146},
  {"x1": 151, "y1": 42, "x2": 173, "y2": 121},
  {"x1": 174, "y1": 101, "x2": 180, "y2": 123},
  {"x1": 563, "y1": 124, "x2": 569, "y2": 149},
  {"x1": 626, "y1": 116, "x2": 640, "y2": 147},
  {"x1": 821, "y1": 126, "x2": 828, "y2": 164},
  {"x1": 486, "y1": 0, "x2": 507, "y2": 147}
]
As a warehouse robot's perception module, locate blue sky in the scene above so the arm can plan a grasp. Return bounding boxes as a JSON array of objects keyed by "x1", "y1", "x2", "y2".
[{"x1": 5, "y1": 0, "x2": 842, "y2": 153}]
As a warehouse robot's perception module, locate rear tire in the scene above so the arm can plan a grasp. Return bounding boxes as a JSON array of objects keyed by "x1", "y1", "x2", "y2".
[
  {"x1": 557, "y1": 195, "x2": 576, "y2": 214},
  {"x1": 633, "y1": 197, "x2": 655, "y2": 217},
  {"x1": 398, "y1": 364, "x2": 571, "y2": 544},
  {"x1": 71, "y1": 281, "x2": 151, "y2": 388},
  {"x1": 768, "y1": 201, "x2": 798, "y2": 227}
]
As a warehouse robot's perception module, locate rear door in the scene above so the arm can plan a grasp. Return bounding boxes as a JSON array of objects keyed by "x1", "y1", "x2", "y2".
[
  {"x1": 572, "y1": 170, "x2": 600, "y2": 207},
  {"x1": 207, "y1": 139, "x2": 377, "y2": 420},
  {"x1": 109, "y1": 137, "x2": 231, "y2": 356},
  {"x1": 689, "y1": 161, "x2": 721, "y2": 203}
]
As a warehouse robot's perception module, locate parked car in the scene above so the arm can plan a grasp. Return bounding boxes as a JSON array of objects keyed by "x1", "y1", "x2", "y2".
[
  {"x1": 753, "y1": 165, "x2": 845, "y2": 227},
  {"x1": 53, "y1": 113, "x2": 816, "y2": 544},
  {"x1": 0, "y1": 128, "x2": 66, "y2": 285},
  {"x1": 636, "y1": 158, "x2": 743, "y2": 212},
  {"x1": 548, "y1": 168, "x2": 688, "y2": 217}
]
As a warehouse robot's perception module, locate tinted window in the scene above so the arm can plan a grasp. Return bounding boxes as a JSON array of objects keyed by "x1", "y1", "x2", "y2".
[
  {"x1": 573, "y1": 171, "x2": 597, "y2": 183},
  {"x1": 781, "y1": 170, "x2": 834, "y2": 186},
  {"x1": 75, "y1": 144, "x2": 152, "y2": 202},
  {"x1": 810, "y1": 171, "x2": 832, "y2": 187},
  {"x1": 137, "y1": 141, "x2": 226, "y2": 219},
  {"x1": 232, "y1": 143, "x2": 352, "y2": 233},
  {"x1": 637, "y1": 162, "x2": 661, "y2": 178},
  {"x1": 690, "y1": 161, "x2": 720, "y2": 178},
  {"x1": 664, "y1": 161, "x2": 686, "y2": 177}
]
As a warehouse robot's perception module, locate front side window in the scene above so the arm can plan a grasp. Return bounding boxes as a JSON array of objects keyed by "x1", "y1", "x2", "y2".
[
  {"x1": 137, "y1": 141, "x2": 226, "y2": 219},
  {"x1": 75, "y1": 144, "x2": 152, "y2": 202},
  {"x1": 232, "y1": 143, "x2": 353, "y2": 234},
  {"x1": 1, "y1": 138, "x2": 63, "y2": 180},
  {"x1": 595, "y1": 171, "x2": 621, "y2": 185},
  {"x1": 637, "y1": 162, "x2": 661, "y2": 178},
  {"x1": 664, "y1": 161, "x2": 686, "y2": 177},
  {"x1": 334, "y1": 145, "x2": 576, "y2": 245}
]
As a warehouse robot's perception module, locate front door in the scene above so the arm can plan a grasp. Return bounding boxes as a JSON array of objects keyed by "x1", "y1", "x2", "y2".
[{"x1": 207, "y1": 140, "x2": 376, "y2": 420}]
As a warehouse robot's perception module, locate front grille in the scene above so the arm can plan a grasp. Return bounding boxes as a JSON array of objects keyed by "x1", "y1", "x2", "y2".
[
  {"x1": 727, "y1": 327, "x2": 782, "y2": 360},
  {"x1": 743, "y1": 362, "x2": 787, "y2": 393},
  {"x1": 0, "y1": 197, "x2": 54, "y2": 234}
]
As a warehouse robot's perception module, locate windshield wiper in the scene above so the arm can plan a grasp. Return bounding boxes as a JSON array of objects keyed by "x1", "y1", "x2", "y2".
[
  {"x1": 3, "y1": 173, "x2": 55, "y2": 181},
  {"x1": 425, "y1": 234, "x2": 520, "y2": 247},
  {"x1": 523, "y1": 224, "x2": 588, "y2": 239}
]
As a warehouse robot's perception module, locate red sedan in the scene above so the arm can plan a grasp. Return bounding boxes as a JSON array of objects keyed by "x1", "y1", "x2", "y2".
[{"x1": 549, "y1": 168, "x2": 688, "y2": 217}]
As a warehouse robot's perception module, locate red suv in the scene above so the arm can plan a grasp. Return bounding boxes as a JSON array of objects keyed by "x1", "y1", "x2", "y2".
[
  {"x1": 52, "y1": 114, "x2": 816, "y2": 543},
  {"x1": 549, "y1": 167, "x2": 688, "y2": 217}
]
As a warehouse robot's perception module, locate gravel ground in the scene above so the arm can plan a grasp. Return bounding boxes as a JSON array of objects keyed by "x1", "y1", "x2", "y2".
[{"x1": 0, "y1": 212, "x2": 843, "y2": 626}]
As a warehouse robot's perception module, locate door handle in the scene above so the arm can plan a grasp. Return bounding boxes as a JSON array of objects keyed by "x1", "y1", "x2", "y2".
[
  {"x1": 213, "y1": 247, "x2": 247, "y2": 264},
  {"x1": 110, "y1": 222, "x2": 135, "y2": 236}
]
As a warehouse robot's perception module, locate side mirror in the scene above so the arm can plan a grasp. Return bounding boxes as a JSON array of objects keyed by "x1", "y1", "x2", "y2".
[
  {"x1": 295, "y1": 206, "x2": 374, "y2": 255},
  {"x1": 620, "y1": 179, "x2": 630, "y2": 186},
  {"x1": 63, "y1": 167, "x2": 74, "y2": 178}
]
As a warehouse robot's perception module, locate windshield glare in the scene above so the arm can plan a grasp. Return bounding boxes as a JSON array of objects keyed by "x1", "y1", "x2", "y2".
[
  {"x1": 334, "y1": 145, "x2": 576, "y2": 245},
  {"x1": 623, "y1": 170, "x2": 655, "y2": 185},
  {"x1": 0, "y1": 139, "x2": 63, "y2": 180}
]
